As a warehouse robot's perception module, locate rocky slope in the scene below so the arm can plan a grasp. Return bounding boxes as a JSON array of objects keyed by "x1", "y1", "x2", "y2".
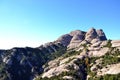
[
  {"x1": 35, "y1": 28, "x2": 120, "y2": 80},
  {"x1": 0, "y1": 43, "x2": 66, "y2": 80},
  {"x1": 0, "y1": 28, "x2": 120, "y2": 80}
]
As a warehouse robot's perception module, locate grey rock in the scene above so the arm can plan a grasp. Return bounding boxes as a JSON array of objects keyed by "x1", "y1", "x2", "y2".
[
  {"x1": 63, "y1": 76, "x2": 73, "y2": 79},
  {"x1": 57, "y1": 34, "x2": 72, "y2": 46},
  {"x1": 85, "y1": 28, "x2": 99, "y2": 42},
  {"x1": 69, "y1": 30, "x2": 86, "y2": 36},
  {"x1": 111, "y1": 40, "x2": 120, "y2": 47},
  {"x1": 67, "y1": 30, "x2": 86, "y2": 49},
  {"x1": 70, "y1": 30, "x2": 85, "y2": 41},
  {"x1": 3, "y1": 56, "x2": 12, "y2": 65},
  {"x1": 97, "y1": 29, "x2": 107, "y2": 40},
  {"x1": 91, "y1": 65, "x2": 97, "y2": 71}
]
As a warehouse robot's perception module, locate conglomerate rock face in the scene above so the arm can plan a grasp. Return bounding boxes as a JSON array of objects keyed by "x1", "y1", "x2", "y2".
[{"x1": 56, "y1": 28, "x2": 107, "y2": 49}]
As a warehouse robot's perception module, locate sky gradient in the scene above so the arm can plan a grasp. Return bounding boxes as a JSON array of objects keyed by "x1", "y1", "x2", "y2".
[{"x1": 0, "y1": 0, "x2": 120, "y2": 49}]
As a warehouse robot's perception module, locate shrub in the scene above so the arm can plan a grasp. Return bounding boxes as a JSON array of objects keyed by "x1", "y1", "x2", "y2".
[{"x1": 104, "y1": 40, "x2": 112, "y2": 48}]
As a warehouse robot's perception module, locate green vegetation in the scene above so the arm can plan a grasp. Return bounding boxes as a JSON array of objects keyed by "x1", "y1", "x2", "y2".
[
  {"x1": 88, "y1": 73, "x2": 120, "y2": 80},
  {"x1": 48, "y1": 46, "x2": 67, "y2": 60},
  {"x1": 87, "y1": 47, "x2": 120, "y2": 79},
  {"x1": 101, "y1": 53, "x2": 120, "y2": 66},
  {"x1": 89, "y1": 46, "x2": 120, "y2": 67},
  {"x1": 104, "y1": 40, "x2": 112, "y2": 48},
  {"x1": 0, "y1": 44, "x2": 67, "y2": 80},
  {"x1": 36, "y1": 51, "x2": 87, "y2": 80},
  {"x1": 0, "y1": 63, "x2": 8, "y2": 80},
  {"x1": 101, "y1": 46, "x2": 120, "y2": 66},
  {"x1": 35, "y1": 71, "x2": 77, "y2": 80},
  {"x1": 63, "y1": 50, "x2": 82, "y2": 58},
  {"x1": 36, "y1": 42, "x2": 120, "y2": 80},
  {"x1": 36, "y1": 69, "x2": 84, "y2": 80},
  {"x1": 80, "y1": 44, "x2": 89, "y2": 52},
  {"x1": 88, "y1": 53, "x2": 120, "y2": 68}
]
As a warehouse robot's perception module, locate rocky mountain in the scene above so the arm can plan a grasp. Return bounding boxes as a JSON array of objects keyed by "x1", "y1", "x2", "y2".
[
  {"x1": 0, "y1": 43, "x2": 66, "y2": 80},
  {"x1": 56, "y1": 28, "x2": 107, "y2": 49},
  {"x1": 0, "y1": 28, "x2": 120, "y2": 80}
]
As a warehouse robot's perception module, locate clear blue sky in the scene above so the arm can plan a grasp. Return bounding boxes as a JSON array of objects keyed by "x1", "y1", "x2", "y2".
[{"x1": 0, "y1": 0, "x2": 120, "y2": 49}]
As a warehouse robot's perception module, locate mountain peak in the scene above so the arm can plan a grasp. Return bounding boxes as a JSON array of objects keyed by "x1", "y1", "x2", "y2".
[
  {"x1": 56, "y1": 28, "x2": 107, "y2": 49},
  {"x1": 89, "y1": 27, "x2": 96, "y2": 30},
  {"x1": 97, "y1": 29, "x2": 107, "y2": 40},
  {"x1": 69, "y1": 30, "x2": 85, "y2": 36},
  {"x1": 85, "y1": 28, "x2": 98, "y2": 42}
]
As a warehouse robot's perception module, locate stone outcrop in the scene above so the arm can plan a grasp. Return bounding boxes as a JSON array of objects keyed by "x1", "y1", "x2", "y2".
[
  {"x1": 97, "y1": 63, "x2": 120, "y2": 76},
  {"x1": 112, "y1": 40, "x2": 120, "y2": 47},
  {"x1": 56, "y1": 28, "x2": 107, "y2": 49},
  {"x1": 96, "y1": 29, "x2": 107, "y2": 41},
  {"x1": 68, "y1": 30, "x2": 86, "y2": 49},
  {"x1": 85, "y1": 28, "x2": 99, "y2": 42},
  {"x1": 56, "y1": 34, "x2": 72, "y2": 46}
]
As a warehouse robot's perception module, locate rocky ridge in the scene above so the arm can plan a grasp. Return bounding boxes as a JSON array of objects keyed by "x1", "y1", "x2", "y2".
[
  {"x1": 0, "y1": 28, "x2": 120, "y2": 80},
  {"x1": 35, "y1": 28, "x2": 120, "y2": 80},
  {"x1": 56, "y1": 28, "x2": 107, "y2": 49}
]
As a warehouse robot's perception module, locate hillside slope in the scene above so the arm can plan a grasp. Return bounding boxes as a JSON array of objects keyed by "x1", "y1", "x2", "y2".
[{"x1": 0, "y1": 28, "x2": 120, "y2": 80}]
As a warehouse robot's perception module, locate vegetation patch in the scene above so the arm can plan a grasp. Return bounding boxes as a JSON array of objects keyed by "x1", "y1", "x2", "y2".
[
  {"x1": 62, "y1": 50, "x2": 82, "y2": 58},
  {"x1": 88, "y1": 73, "x2": 120, "y2": 80},
  {"x1": 104, "y1": 40, "x2": 112, "y2": 48}
]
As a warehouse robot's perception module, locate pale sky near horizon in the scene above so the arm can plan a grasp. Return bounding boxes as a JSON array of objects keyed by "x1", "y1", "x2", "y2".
[{"x1": 0, "y1": 0, "x2": 120, "y2": 49}]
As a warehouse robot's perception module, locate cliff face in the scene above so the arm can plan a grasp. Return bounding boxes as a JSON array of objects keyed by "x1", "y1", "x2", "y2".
[{"x1": 0, "y1": 28, "x2": 120, "y2": 80}]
